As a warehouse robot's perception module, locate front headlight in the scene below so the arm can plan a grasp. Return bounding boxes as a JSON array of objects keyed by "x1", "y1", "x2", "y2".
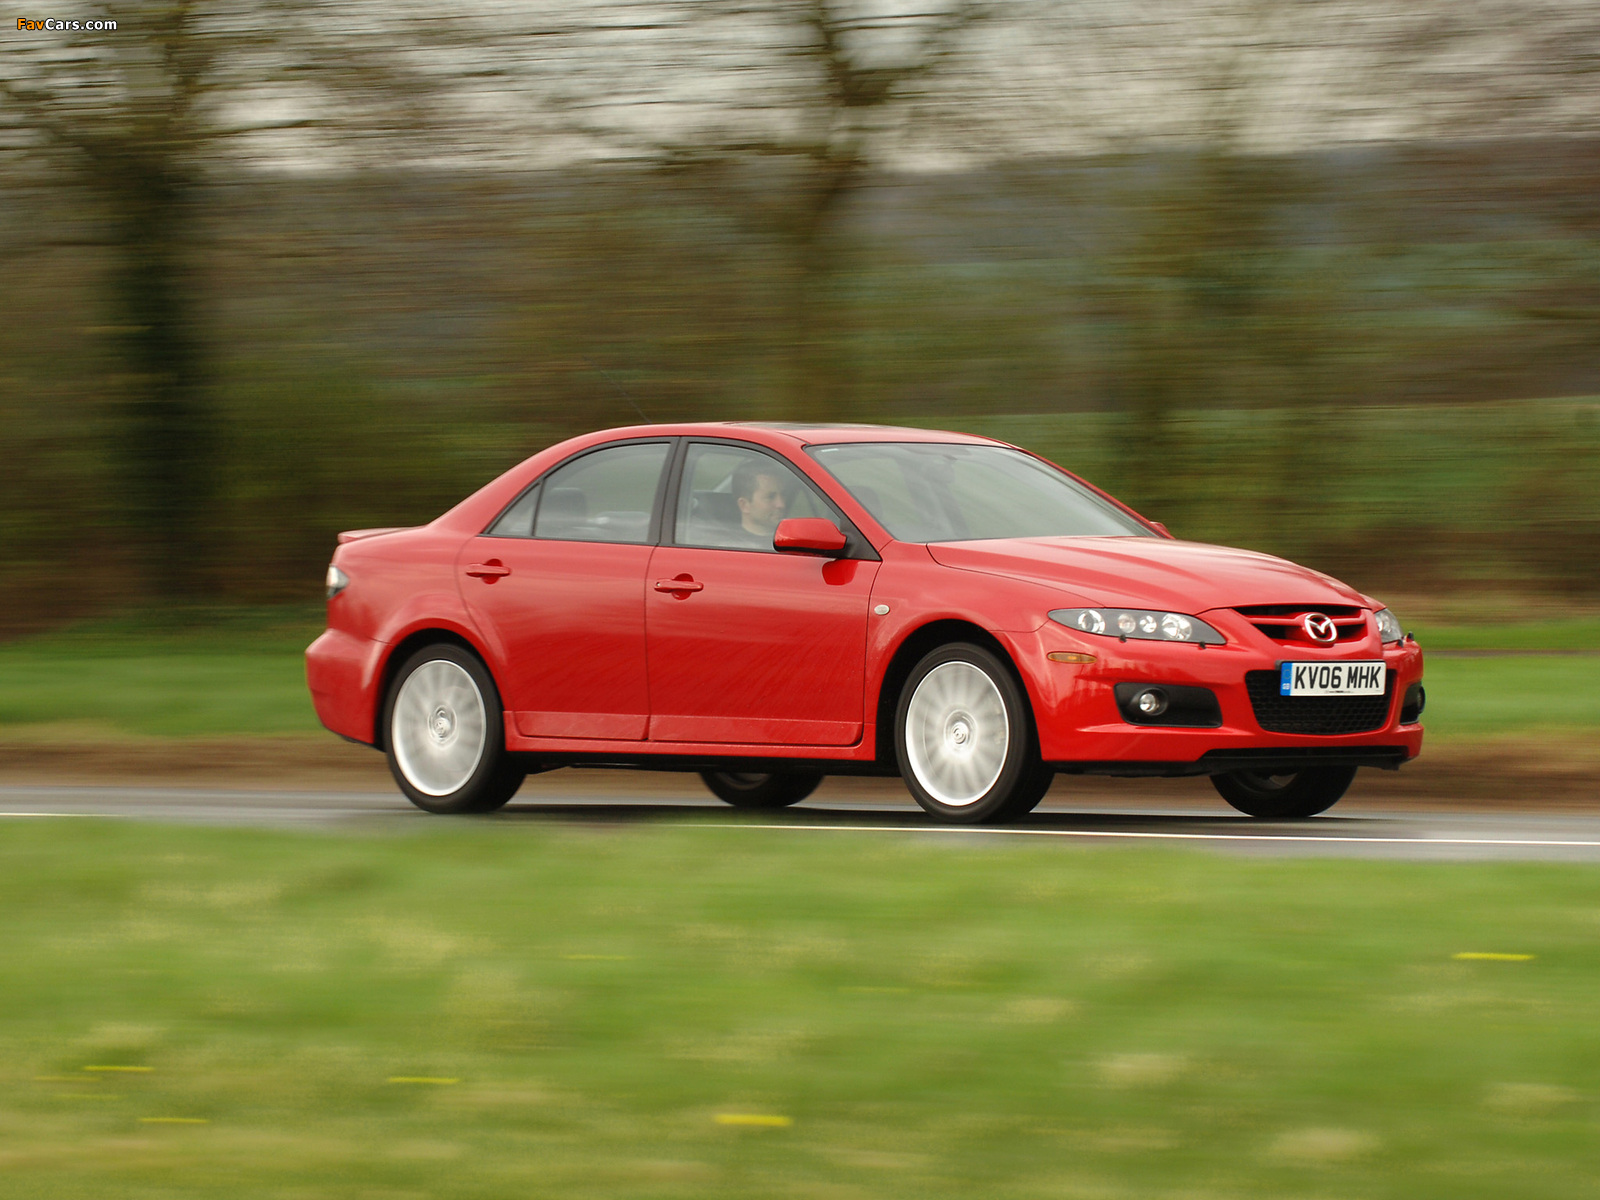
[
  {"x1": 1049, "y1": 608, "x2": 1225, "y2": 645},
  {"x1": 1374, "y1": 606, "x2": 1403, "y2": 644},
  {"x1": 326, "y1": 564, "x2": 350, "y2": 599}
]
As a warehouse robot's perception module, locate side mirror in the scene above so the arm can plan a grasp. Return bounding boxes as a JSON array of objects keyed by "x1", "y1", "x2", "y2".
[
  {"x1": 1150, "y1": 521, "x2": 1172, "y2": 538},
  {"x1": 773, "y1": 517, "x2": 848, "y2": 556}
]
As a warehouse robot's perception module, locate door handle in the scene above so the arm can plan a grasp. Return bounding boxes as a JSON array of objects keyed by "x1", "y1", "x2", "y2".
[
  {"x1": 465, "y1": 561, "x2": 512, "y2": 579},
  {"x1": 654, "y1": 577, "x2": 703, "y2": 593}
]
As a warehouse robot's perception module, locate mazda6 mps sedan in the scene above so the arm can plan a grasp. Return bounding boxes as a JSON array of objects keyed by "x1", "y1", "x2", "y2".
[{"x1": 306, "y1": 423, "x2": 1424, "y2": 823}]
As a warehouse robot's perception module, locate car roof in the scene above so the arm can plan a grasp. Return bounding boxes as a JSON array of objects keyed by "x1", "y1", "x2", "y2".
[
  {"x1": 590, "y1": 422, "x2": 1003, "y2": 448},
  {"x1": 431, "y1": 421, "x2": 1061, "y2": 537}
]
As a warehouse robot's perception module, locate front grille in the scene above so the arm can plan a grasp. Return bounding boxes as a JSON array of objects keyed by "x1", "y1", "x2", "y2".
[
  {"x1": 1234, "y1": 604, "x2": 1368, "y2": 645},
  {"x1": 1245, "y1": 669, "x2": 1395, "y2": 735}
]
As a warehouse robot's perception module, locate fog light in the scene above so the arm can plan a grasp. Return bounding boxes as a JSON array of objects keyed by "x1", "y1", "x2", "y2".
[
  {"x1": 1134, "y1": 687, "x2": 1168, "y2": 716},
  {"x1": 1400, "y1": 681, "x2": 1426, "y2": 724}
]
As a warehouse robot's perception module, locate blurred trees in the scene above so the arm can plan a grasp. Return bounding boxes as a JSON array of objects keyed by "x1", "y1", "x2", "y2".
[
  {"x1": 4, "y1": 2, "x2": 216, "y2": 595},
  {"x1": 449, "y1": 1, "x2": 1001, "y2": 421},
  {"x1": 0, "y1": 0, "x2": 426, "y2": 596},
  {"x1": 1038, "y1": 1, "x2": 1471, "y2": 526},
  {"x1": 653, "y1": 1, "x2": 994, "y2": 419},
  {"x1": 3, "y1": 1, "x2": 1600, "y2": 629}
]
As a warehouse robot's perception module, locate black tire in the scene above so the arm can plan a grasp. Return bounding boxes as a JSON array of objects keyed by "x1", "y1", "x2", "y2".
[
  {"x1": 1210, "y1": 765, "x2": 1357, "y2": 819},
  {"x1": 382, "y1": 643, "x2": 525, "y2": 814},
  {"x1": 994, "y1": 760, "x2": 1056, "y2": 822},
  {"x1": 699, "y1": 770, "x2": 823, "y2": 809},
  {"x1": 894, "y1": 642, "x2": 1047, "y2": 825}
]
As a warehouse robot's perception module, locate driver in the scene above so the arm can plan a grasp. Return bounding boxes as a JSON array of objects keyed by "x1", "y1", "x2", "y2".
[{"x1": 732, "y1": 460, "x2": 789, "y2": 543}]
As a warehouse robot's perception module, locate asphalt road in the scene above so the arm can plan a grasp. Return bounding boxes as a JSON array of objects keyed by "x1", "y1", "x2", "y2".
[{"x1": 6, "y1": 781, "x2": 1600, "y2": 860}]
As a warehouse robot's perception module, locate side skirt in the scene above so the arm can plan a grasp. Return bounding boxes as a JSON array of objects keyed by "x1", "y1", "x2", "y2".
[{"x1": 510, "y1": 753, "x2": 901, "y2": 778}]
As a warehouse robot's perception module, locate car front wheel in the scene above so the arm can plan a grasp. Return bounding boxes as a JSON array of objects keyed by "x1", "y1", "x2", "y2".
[
  {"x1": 699, "y1": 771, "x2": 823, "y2": 809},
  {"x1": 1210, "y1": 765, "x2": 1356, "y2": 818},
  {"x1": 383, "y1": 643, "x2": 525, "y2": 814},
  {"x1": 894, "y1": 642, "x2": 1052, "y2": 824}
]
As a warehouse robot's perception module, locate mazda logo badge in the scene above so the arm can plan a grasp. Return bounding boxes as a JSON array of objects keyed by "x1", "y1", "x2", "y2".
[{"x1": 1303, "y1": 613, "x2": 1337, "y2": 643}]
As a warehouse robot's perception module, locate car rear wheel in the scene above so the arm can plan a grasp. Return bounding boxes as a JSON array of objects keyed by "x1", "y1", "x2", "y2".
[
  {"x1": 895, "y1": 642, "x2": 1051, "y2": 825},
  {"x1": 699, "y1": 770, "x2": 823, "y2": 809},
  {"x1": 384, "y1": 644, "x2": 525, "y2": 814},
  {"x1": 1210, "y1": 765, "x2": 1357, "y2": 818}
]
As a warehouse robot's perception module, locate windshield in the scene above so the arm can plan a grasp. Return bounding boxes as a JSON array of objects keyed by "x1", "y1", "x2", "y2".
[{"x1": 807, "y1": 442, "x2": 1153, "y2": 543}]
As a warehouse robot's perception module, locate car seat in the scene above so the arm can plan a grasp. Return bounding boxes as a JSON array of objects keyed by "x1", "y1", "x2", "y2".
[
  {"x1": 538, "y1": 487, "x2": 589, "y2": 537},
  {"x1": 685, "y1": 491, "x2": 741, "y2": 545}
]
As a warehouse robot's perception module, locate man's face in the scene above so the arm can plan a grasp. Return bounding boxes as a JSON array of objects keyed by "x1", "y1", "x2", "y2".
[{"x1": 739, "y1": 473, "x2": 788, "y2": 535}]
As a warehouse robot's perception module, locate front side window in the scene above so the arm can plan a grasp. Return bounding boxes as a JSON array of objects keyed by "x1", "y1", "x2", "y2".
[
  {"x1": 808, "y1": 442, "x2": 1153, "y2": 543},
  {"x1": 674, "y1": 443, "x2": 833, "y2": 552},
  {"x1": 522, "y1": 441, "x2": 670, "y2": 544}
]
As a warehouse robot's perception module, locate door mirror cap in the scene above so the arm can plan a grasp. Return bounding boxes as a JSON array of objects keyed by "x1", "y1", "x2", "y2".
[
  {"x1": 773, "y1": 517, "x2": 848, "y2": 556},
  {"x1": 1149, "y1": 521, "x2": 1172, "y2": 538}
]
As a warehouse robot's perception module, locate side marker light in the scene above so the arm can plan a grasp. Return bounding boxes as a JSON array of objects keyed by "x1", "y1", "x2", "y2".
[{"x1": 1047, "y1": 652, "x2": 1097, "y2": 664}]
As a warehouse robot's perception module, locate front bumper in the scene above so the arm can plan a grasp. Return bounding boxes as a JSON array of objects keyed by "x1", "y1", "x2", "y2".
[{"x1": 1013, "y1": 619, "x2": 1424, "y2": 774}]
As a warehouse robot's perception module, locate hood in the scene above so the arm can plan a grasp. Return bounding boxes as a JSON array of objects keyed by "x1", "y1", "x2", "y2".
[{"x1": 926, "y1": 536, "x2": 1367, "y2": 614}]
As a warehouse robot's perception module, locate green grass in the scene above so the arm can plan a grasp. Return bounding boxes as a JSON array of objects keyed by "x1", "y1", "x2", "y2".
[
  {"x1": 0, "y1": 653, "x2": 321, "y2": 737},
  {"x1": 1410, "y1": 617, "x2": 1600, "y2": 652},
  {"x1": 4, "y1": 603, "x2": 328, "y2": 657},
  {"x1": 4, "y1": 819, "x2": 1600, "y2": 1198},
  {"x1": 1423, "y1": 657, "x2": 1600, "y2": 738},
  {"x1": 1, "y1": 604, "x2": 1596, "y2": 740},
  {"x1": 0, "y1": 605, "x2": 326, "y2": 737}
]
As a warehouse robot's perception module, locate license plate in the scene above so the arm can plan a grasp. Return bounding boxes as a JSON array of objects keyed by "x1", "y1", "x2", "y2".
[{"x1": 1279, "y1": 661, "x2": 1386, "y2": 697}]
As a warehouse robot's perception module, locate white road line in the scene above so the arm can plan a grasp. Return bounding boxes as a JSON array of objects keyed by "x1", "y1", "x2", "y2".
[
  {"x1": 5, "y1": 809, "x2": 1599, "y2": 852},
  {"x1": 703, "y1": 824, "x2": 1600, "y2": 849},
  {"x1": 0, "y1": 812, "x2": 96, "y2": 818}
]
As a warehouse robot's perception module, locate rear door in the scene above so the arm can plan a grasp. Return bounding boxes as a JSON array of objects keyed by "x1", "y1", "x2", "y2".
[
  {"x1": 459, "y1": 439, "x2": 671, "y2": 740},
  {"x1": 645, "y1": 440, "x2": 879, "y2": 746}
]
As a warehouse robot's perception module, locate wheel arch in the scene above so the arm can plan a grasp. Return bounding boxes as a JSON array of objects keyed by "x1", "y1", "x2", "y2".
[
  {"x1": 872, "y1": 619, "x2": 1034, "y2": 766},
  {"x1": 372, "y1": 628, "x2": 496, "y2": 750}
]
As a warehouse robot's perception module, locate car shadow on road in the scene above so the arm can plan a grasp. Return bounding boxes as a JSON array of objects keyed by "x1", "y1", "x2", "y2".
[{"x1": 491, "y1": 801, "x2": 1391, "y2": 836}]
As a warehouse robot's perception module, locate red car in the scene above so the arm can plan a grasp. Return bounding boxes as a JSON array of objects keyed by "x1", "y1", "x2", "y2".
[{"x1": 306, "y1": 424, "x2": 1423, "y2": 823}]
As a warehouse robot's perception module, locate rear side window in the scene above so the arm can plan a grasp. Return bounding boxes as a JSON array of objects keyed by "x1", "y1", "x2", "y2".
[
  {"x1": 487, "y1": 484, "x2": 540, "y2": 537},
  {"x1": 524, "y1": 442, "x2": 670, "y2": 544}
]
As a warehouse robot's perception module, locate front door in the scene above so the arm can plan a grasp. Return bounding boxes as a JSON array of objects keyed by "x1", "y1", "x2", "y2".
[
  {"x1": 459, "y1": 439, "x2": 671, "y2": 741},
  {"x1": 645, "y1": 441, "x2": 878, "y2": 746}
]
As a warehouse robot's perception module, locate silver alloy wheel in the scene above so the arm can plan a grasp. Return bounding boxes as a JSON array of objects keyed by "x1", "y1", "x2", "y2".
[
  {"x1": 390, "y1": 659, "x2": 488, "y2": 797},
  {"x1": 903, "y1": 661, "x2": 1010, "y2": 806}
]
